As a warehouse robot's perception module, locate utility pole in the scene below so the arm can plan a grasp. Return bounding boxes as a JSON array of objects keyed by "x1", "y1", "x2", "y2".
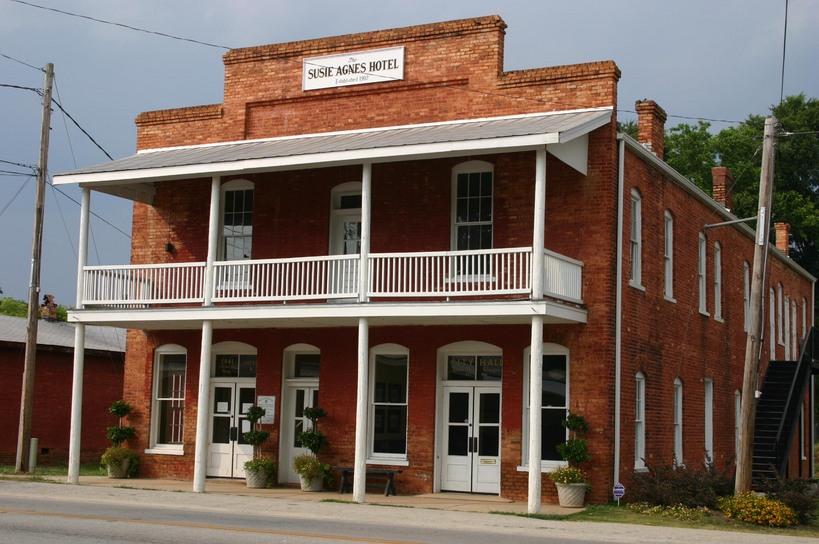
[
  {"x1": 16, "y1": 62, "x2": 54, "y2": 473},
  {"x1": 735, "y1": 116, "x2": 777, "y2": 493}
]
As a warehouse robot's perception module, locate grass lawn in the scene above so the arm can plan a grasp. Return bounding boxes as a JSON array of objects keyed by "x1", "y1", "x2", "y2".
[{"x1": 0, "y1": 464, "x2": 102, "y2": 477}]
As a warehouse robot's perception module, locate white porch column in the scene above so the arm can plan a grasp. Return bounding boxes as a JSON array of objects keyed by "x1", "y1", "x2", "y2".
[
  {"x1": 532, "y1": 148, "x2": 547, "y2": 300},
  {"x1": 204, "y1": 176, "x2": 221, "y2": 306},
  {"x1": 353, "y1": 317, "x2": 369, "y2": 503},
  {"x1": 358, "y1": 163, "x2": 372, "y2": 303},
  {"x1": 68, "y1": 187, "x2": 90, "y2": 484},
  {"x1": 193, "y1": 320, "x2": 213, "y2": 492},
  {"x1": 528, "y1": 315, "x2": 544, "y2": 513}
]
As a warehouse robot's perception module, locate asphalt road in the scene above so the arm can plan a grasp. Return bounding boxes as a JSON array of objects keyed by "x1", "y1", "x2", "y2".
[{"x1": 0, "y1": 480, "x2": 814, "y2": 544}]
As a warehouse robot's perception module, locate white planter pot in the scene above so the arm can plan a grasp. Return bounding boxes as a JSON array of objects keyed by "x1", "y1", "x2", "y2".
[
  {"x1": 105, "y1": 459, "x2": 129, "y2": 479},
  {"x1": 245, "y1": 467, "x2": 268, "y2": 488},
  {"x1": 299, "y1": 474, "x2": 324, "y2": 492},
  {"x1": 555, "y1": 482, "x2": 586, "y2": 508}
]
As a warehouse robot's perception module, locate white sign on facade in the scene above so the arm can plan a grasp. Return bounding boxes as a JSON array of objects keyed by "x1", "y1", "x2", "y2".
[
  {"x1": 258, "y1": 395, "x2": 276, "y2": 424},
  {"x1": 303, "y1": 46, "x2": 405, "y2": 91}
]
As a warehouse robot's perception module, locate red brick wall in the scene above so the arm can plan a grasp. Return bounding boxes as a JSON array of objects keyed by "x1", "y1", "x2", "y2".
[{"x1": 0, "y1": 344, "x2": 124, "y2": 465}]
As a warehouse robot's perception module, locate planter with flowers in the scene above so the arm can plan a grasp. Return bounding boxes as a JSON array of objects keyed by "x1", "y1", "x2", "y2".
[
  {"x1": 293, "y1": 406, "x2": 331, "y2": 491},
  {"x1": 549, "y1": 412, "x2": 591, "y2": 507},
  {"x1": 242, "y1": 404, "x2": 276, "y2": 488},
  {"x1": 100, "y1": 400, "x2": 139, "y2": 478}
]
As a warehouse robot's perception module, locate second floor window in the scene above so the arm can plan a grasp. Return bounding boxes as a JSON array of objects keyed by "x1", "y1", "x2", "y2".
[
  {"x1": 663, "y1": 211, "x2": 674, "y2": 299},
  {"x1": 221, "y1": 180, "x2": 254, "y2": 261},
  {"x1": 629, "y1": 189, "x2": 642, "y2": 286},
  {"x1": 698, "y1": 233, "x2": 707, "y2": 315},
  {"x1": 453, "y1": 162, "x2": 493, "y2": 252}
]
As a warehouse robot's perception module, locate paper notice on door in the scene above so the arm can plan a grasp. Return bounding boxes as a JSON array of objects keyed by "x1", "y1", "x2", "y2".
[
  {"x1": 241, "y1": 420, "x2": 250, "y2": 433},
  {"x1": 242, "y1": 403, "x2": 253, "y2": 413},
  {"x1": 217, "y1": 402, "x2": 229, "y2": 413},
  {"x1": 480, "y1": 459, "x2": 497, "y2": 464}
]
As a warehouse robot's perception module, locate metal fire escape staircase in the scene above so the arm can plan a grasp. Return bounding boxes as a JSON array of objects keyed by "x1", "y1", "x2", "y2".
[{"x1": 752, "y1": 327, "x2": 818, "y2": 487}]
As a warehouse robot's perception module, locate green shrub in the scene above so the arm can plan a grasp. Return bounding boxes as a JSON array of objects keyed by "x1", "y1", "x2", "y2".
[
  {"x1": 100, "y1": 446, "x2": 140, "y2": 477},
  {"x1": 629, "y1": 460, "x2": 733, "y2": 509},
  {"x1": 757, "y1": 473, "x2": 818, "y2": 524},
  {"x1": 718, "y1": 493, "x2": 799, "y2": 527},
  {"x1": 628, "y1": 501, "x2": 711, "y2": 522}
]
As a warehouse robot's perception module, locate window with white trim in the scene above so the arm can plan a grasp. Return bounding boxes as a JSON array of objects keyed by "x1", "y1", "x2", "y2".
[
  {"x1": 802, "y1": 298, "x2": 808, "y2": 340},
  {"x1": 629, "y1": 189, "x2": 642, "y2": 287},
  {"x1": 664, "y1": 211, "x2": 674, "y2": 300},
  {"x1": 713, "y1": 242, "x2": 722, "y2": 320},
  {"x1": 704, "y1": 378, "x2": 713, "y2": 461},
  {"x1": 698, "y1": 233, "x2": 708, "y2": 315},
  {"x1": 369, "y1": 345, "x2": 409, "y2": 461},
  {"x1": 150, "y1": 345, "x2": 187, "y2": 453},
  {"x1": 635, "y1": 372, "x2": 646, "y2": 469},
  {"x1": 734, "y1": 390, "x2": 741, "y2": 463},
  {"x1": 769, "y1": 288, "x2": 776, "y2": 360},
  {"x1": 522, "y1": 344, "x2": 569, "y2": 468},
  {"x1": 220, "y1": 179, "x2": 254, "y2": 261},
  {"x1": 791, "y1": 300, "x2": 798, "y2": 358},
  {"x1": 800, "y1": 404, "x2": 807, "y2": 460},
  {"x1": 673, "y1": 378, "x2": 683, "y2": 463},
  {"x1": 743, "y1": 262, "x2": 750, "y2": 331},
  {"x1": 785, "y1": 295, "x2": 792, "y2": 359},
  {"x1": 777, "y1": 283, "x2": 784, "y2": 345}
]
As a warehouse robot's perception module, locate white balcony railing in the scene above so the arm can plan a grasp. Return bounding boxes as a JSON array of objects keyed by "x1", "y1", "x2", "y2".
[{"x1": 80, "y1": 248, "x2": 582, "y2": 307}]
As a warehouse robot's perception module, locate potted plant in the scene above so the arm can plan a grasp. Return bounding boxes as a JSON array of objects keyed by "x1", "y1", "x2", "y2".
[
  {"x1": 293, "y1": 406, "x2": 331, "y2": 491},
  {"x1": 242, "y1": 404, "x2": 275, "y2": 488},
  {"x1": 550, "y1": 412, "x2": 590, "y2": 507},
  {"x1": 101, "y1": 400, "x2": 139, "y2": 478}
]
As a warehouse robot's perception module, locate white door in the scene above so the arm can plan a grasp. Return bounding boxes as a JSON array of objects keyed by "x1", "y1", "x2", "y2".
[
  {"x1": 279, "y1": 385, "x2": 319, "y2": 483},
  {"x1": 441, "y1": 386, "x2": 501, "y2": 494},
  {"x1": 329, "y1": 211, "x2": 361, "y2": 297},
  {"x1": 207, "y1": 383, "x2": 256, "y2": 478}
]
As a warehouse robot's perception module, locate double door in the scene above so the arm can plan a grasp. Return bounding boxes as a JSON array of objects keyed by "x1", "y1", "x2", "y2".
[
  {"x1": 207, "y1": 382, "x2": 256, "y2": 478},
  {"x1": 441, "y1": 386, "x2": 501, "y2": 493}
]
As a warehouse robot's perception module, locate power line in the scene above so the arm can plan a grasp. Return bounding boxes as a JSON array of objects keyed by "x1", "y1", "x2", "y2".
[
  {"x1": 51, "y1": 95, "x2": 113, "y2": 160},
  {"x1": 0, "y1": 82, "x2": 40, "y2": 93},
  {"x1": 0, "y1": 52, "x2": 43, "y2": 72},
  {"x1": 10, "y1": 0, "x2": 230, "y2": 50}
]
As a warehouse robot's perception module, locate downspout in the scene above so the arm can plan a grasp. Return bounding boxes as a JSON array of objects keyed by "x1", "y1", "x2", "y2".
[{"x1": 613, "y1": 137, "x2": 625, "y2": 487}]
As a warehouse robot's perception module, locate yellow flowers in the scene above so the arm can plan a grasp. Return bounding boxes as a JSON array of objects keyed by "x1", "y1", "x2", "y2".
[{"x1": 718, "y1": 493, "x2": 799, "y2": 527}]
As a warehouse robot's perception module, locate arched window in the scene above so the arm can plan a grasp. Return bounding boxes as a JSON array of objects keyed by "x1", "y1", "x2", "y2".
[{"x1": 673, "y1": 378, "x2": 683, "y2": 463}]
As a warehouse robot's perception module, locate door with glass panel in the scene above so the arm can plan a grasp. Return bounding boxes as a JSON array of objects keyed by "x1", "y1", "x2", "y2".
[
  {"x1": 280, "y1": 352, "x2": 320, "y2": 484},
  {"x1": 441, "y1": 386, "x2": 501, "y2": 493},
  {"x1": 329, "y1": 185, "x2": 361, "y2": 298},
  {"x1": 207, "y1": 383, "x2": 256, "y2": 477}
]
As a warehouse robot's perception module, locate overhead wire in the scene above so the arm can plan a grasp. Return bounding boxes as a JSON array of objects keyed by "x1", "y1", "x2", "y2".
[{"x1": 0, "y1": 52, "x2": 43, "y2": 72}]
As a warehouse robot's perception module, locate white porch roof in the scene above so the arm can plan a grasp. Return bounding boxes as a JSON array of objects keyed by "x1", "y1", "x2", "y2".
[{"x1": 53, "y1": 107, "x2": 613, "y2": 203}]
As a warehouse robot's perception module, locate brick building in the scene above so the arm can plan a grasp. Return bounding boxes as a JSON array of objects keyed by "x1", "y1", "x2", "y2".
[
  {"x1": 0, "y1": 315, "x2": 125, "y2": 464},
  {"x1": 54, "y1": 16, "x2": 814, "y2": 507}
]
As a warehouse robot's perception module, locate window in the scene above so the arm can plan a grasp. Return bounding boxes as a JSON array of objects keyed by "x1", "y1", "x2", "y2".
[
  {"x1": 769, "y1": 288, "x2": 776, "y2": 360},
  {"x1": 802, "y1": 298, "x2": 808, "y2": 342},
  {"x1": 734, "y1": 390, "x2": 741, "y2": 463},
  {"x1": 777, "y1": 283, "x2": 784, "y2": 345},
  {"x1": 800, "y1": 404, "x2": 807, "y2": 460},
  {"x1": 445, "y1": 354, "x2": 502, "y2": 381},
  {"x1": 785, "y1": 296, "x2": 792, "y2": 359},
  {"x1": 713, "y1": 242, "x2": 722, "y2": 320},
  {"x1": 704, "y1": 378, "x2": 713, "y2": 461},
  {"x1": 743, "y1": 262, "x2": 750, "y2": 331},
  {"x1": 522, "y1": 344, "x2": 569, "y2": 467},
  {"x1": 663, "y1": 211, "x2": 674, "y2": 300},
  {"x1": 673, "y1": 378, "x2": 683, "y2": 463},
  {"x1": 698, "y1": 233, "x2": 708, "y2": 315},
  {"x1": 629, "y1": 189, "x2": 642, "y2": 287},
  {"x1": 369, "y1": 346, "x2": 409, "y2": 461},
  {"x1": 150, "y1": 345, "x2": 187, "y2": 453},
  {"x1": 635, "y1": 372, "x2": 646, "y2": 469},
  {"x1": 452, "y1": 161, "x2": 493, "y2": 251},
  {"x1": 791, "y1": 300, "x2": 798, "y2": 358},
  {"x1": 220, "y1": 180, "x2": 254, "y2": 261}
]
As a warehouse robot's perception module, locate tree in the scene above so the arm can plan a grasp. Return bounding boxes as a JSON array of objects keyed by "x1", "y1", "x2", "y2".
[{"x1": 665, "y1": 94, "x2": 819, "y2": 313}]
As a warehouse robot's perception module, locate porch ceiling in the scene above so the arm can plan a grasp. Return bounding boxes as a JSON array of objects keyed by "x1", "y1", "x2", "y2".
[
  {"x1": 53, "y1": 108, "x2": 613, "y2": 203},
  {"x1": 66, "y1": 300, "x2": 588, "y2": 331}
]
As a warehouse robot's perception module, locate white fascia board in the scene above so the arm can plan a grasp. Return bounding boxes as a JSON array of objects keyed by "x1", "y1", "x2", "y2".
[{"x1": 52, "y1": 133, "x2": 560, "y2": 186}]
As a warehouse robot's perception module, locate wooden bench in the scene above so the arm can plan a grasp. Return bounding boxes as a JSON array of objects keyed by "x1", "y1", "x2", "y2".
[{"x1": 334, "y1": 466, "x2": 402, "y2": 496}]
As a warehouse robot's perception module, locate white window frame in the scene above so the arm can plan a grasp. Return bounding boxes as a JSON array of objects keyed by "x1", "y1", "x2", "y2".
[
  {"x1": 801, "y1": 404, "x2": 808, "y2": 460},
  {"x1": 673, "y1": 378, "x2": 683, "y2": 464},
  {"x1": 743, "y1": 262, "x2": 750, "y2": 331},
  {"x1": 770, "y1": 288, "x2": 777, "y2": 360},
  {"x1": 698, "y1": 233, "x2": 708, "y2": 315},
  {"x1": 451, "y1": 160, "x2": 494, "y2": 252},
  {"x1": 713, "y1": 242, "x2": 722, "y2": 321},
  {"x1": 368, "y1": 343, "x2": 410, "y2": 465},
  {"x1": 785, "y1": 295, "x2": 792, "y2": 359},
  {"x1": 147, "y1": 344, "x2": 187, "y2": 455},
  {"x1": 521, "y1": 343, "x2": 569, "y2": 471},
  {"x1": 802, "y1": 298, "x2": 808, "y2": 341},
  {"x1": 219, "y1": 179, "x2": 254, "y2": 262},
  {"x1": 791, "y1": 300, "x2": 798, "y2": 358},
  {"x1": 704, "y1": 378, "x2": 713, "y2": 462},
  {"x1": 635, "y1": 372, "x2": 646, "y2": 470},
  {"x1": 663, "y1": 211, "x2": 674, "y2": 301},
  {"x1": 629, "y1": 189, "x2": 642, "y2": 288},
  {"x1": 777, "y1": 283, "x2": 784, "y2": 345}
]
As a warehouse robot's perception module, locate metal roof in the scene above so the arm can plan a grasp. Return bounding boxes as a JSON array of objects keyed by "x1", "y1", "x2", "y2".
[
  {"x1": 0, "y1": 315, "x2": 126, "y2": 353},
  {"x1": 53, "y1": 108, "x2": 613, "y2": 190}
]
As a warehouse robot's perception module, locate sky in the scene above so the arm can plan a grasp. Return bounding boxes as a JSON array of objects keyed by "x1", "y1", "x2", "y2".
[{"x1": 1, "y1": 0, "x2": 817, "y2": 307}]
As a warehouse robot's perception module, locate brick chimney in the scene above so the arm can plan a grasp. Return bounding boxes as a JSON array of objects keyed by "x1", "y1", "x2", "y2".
[
  {"x1": 711, "y1": 166, "x2": 734, "y2": 211},
  {"x1": 635, "y1": 100, "x2": 667, "y2": 160},
  {"x1": 775, "y1": 223, "x2": 791, "y2": 256}
]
